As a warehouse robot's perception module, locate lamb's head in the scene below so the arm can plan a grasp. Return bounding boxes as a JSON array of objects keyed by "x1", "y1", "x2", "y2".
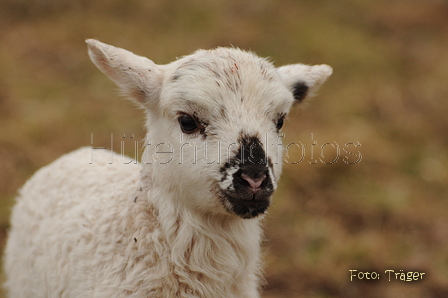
[{"x1": 87, "y1": 39, "x2": 332, "y2": 219}]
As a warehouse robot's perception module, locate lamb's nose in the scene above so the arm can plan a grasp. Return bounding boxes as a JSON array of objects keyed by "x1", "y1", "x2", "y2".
[{"x1": 240, "y1": 172, "x2": 266, "y2": 193}]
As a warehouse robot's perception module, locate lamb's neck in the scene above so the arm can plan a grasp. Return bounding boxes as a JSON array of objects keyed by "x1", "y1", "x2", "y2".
[
  {"x1": 141, "y1": 178, "x2": 263, "y2": 296},
  {"x1": 157, "y1": 191, "x2": 263, "y2": 266},
  {"x1": 141, "y1": 165, "x2": 263, "y2": 243},
  {"x1": 162, "y1": 203, "x2": 263, "y2": 296}
]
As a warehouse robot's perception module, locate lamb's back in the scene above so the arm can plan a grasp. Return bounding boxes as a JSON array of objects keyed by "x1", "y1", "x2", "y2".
[{"x1": 4, "y1": 147, "x2": 141, "y2": 297}]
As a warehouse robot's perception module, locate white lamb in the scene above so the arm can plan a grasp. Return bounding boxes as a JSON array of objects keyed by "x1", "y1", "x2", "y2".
[{"x1": 4, "y1": 39, "x2": 332, "y2": 298}]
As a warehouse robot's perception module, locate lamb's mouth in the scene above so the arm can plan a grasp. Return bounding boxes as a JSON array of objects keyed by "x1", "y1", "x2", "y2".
[{"x1": 220, "y1": 191, "x2": 271, "y2": 219}]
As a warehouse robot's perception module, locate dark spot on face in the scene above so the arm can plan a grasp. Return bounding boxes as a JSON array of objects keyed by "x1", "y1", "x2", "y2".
[
  {"x1": 134, "y1": 238, "x2": 137, "y2": 243},
  {"x1": 236, "y1": 134, "x2": 268, "y2": 166},
  {"x1": 134, "y1": 196, "x2": 138, "y2": 203},
  {"x1": 292, "y1": 82, "x2": 309, "y2": 103},
  {"x1": 218, "y1": 133, "x2": 275, "y2": 218}
]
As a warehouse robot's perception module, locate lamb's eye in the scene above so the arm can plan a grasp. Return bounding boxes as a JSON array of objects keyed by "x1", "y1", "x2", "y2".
[
  {"x1": 179, "y1": 114, "x2": 198, "y2": 133},
  {"x1": 276, "y1": 116, "x2": 284, "y2": 131}
]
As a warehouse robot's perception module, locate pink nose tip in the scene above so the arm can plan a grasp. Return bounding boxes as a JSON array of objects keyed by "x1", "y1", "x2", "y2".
[{"x1": 241, "y1": 172, "x2": 266, "y2": 193}]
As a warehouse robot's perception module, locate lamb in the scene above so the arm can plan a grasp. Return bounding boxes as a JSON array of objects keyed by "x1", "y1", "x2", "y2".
[{"x1": 4, "y1": 39, "x2": 332, "y2": 298}]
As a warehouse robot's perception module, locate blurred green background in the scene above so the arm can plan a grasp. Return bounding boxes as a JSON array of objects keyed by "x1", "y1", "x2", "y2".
[{"x1": 1, "y1": 0, "x2": 448, "y2": 297}]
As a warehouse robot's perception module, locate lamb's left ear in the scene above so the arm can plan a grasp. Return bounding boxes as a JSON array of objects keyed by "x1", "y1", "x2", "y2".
[
  {"x1": 277, "y1": 64, "x2": 332, "y2": 104},
  {"x1": 86, "y1": 39, "x2": 164, "y2": 109}
]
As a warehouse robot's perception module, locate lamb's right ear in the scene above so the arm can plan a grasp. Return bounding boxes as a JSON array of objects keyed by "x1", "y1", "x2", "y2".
[
  {"x1": 86, "y1": 39, "x2": 164, "y2": 109},
  {"x1": 277, "y1": 64, "x2": 332, "y2": 105}
]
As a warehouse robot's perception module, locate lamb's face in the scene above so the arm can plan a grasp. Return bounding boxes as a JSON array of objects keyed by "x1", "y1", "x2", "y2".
[
  {"x1": 153, "y1": 49, "x2": 292, "y2": 218},
  {"x1": 86, "y1": 40, "x2": 332, "y2": 219}
]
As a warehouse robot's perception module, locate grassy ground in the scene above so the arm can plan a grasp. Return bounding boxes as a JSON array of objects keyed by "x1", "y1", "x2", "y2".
[{"x1": 1, "y1": 0, "x2": 448, "y2": 297}]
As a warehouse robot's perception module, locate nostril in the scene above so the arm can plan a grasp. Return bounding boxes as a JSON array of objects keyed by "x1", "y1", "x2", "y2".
[{"x1": 240, "y1": 172, "x2": 266, "y2": 192}]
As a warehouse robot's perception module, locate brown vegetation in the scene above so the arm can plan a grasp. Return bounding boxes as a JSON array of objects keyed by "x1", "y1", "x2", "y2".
[{"x1": 1, "y1": 0, "x2": 448, "y2": 297}]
